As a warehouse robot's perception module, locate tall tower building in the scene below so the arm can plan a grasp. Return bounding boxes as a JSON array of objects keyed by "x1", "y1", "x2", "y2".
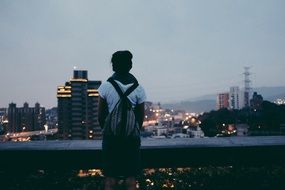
[
  {"x1": 7, "y1": 103, "x2": 18, "y2": 132},
  {"x1": 217, "y1": 93, "x2": 230, "y2": 110},
  {"x1": 229, "y1": 86, "x2": 242, "y2": 110},
  {"x1": 57, "y1": 70, "x2": 101, "y2": 140}
]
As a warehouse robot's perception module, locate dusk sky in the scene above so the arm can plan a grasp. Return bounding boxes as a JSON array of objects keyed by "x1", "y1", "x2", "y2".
[{"x1": 1, "y1": 0, "x2": 285, "y2": 108}]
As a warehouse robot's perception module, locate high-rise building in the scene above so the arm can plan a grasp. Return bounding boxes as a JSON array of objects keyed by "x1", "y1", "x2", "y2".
[
  {"x1": 0, "y1": 108, "x2": 8, "y2": 134},
  {"x1": 57, "y1": 70, "x2": 101, "y2": 140},
  {"x1": 7, "y1": 102, "x2": 46, "y2": 133},
  {"x1": 229, "y1": 86, "x2": 244, "y2": 110},
  {"x1": 217, "y1": 68, "x2": 253, "y2": 110},
  {"x1": 45, "y1": 107, "x2": 58, "y2": 129},
  {"x1": 217, "y1": 93, "x2": 229, "y2": 110},
  {"x1": 250, "y1": 92, "x2": 263, "y2": 110}
]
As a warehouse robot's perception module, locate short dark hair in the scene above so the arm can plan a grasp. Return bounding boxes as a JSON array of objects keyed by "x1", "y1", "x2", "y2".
[{"x1": 111, "y1": 50, "x2": 133, "y2": 74}]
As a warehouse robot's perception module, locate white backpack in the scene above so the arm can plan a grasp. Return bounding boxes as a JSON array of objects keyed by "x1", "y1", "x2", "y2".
[{"x1": 103, "y1": 78, "x2": 140, "y2": 138}]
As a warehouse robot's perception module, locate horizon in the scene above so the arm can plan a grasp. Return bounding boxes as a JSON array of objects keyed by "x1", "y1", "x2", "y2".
[
  {"x1": 1, "y1": 84, "x2": 284, "y2": 109},
  {"x1": 1, "y1": 0, "x2": 285, "y2": 108}
]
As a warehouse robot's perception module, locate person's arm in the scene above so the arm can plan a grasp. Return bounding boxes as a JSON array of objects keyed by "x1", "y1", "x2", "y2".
[
  {"x1": 98, "y1": 96, "x2": 108, "y2": 129},
  {"x1": 135, "y1": 102, "x2": 145, "y2": 128}
]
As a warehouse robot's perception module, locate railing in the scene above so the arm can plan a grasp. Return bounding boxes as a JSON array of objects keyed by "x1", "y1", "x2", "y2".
[{"x1": 1, "y1": 136, "x2": 285, "y2": 170}]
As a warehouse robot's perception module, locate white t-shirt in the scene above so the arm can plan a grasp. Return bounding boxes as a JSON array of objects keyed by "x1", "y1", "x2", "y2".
[{"x1": 98, "y1": 80, "x2": 147, "y2": 112}]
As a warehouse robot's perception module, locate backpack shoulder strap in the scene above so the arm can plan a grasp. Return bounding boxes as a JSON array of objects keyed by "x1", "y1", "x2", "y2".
[
  {"x1": 107, "y1": 77, "x2": 124, "y2": 97},
  {"x1": 124, "y1": 81, "x2": 139, "y2": 97},
  {"x1": 107, "y1": 77, "x2": 139, "y2": 98}
]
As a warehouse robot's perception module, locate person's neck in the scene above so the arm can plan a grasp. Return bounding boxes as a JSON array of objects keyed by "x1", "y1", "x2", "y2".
[{"x1": 112, "y1": 72, "x2": 136, "y2": 85}]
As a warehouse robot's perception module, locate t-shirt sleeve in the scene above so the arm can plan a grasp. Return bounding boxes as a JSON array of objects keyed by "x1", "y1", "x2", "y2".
[
  {"x1": 137, "y1": 85, "x2": 147, "y2": 104},
  {"x1": 98, "y1": 82, "x2": 109, "y2": 99}
]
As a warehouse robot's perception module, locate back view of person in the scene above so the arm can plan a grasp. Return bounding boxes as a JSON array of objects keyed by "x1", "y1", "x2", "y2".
[{"x1": 98, "y1": 50, "x2": 146, "y2": 190}]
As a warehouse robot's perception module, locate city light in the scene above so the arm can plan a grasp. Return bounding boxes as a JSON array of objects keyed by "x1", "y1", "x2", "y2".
[
  {"x1": 274, "y1": 98, "x2": 285, "y2": 105},
  {"x1": 44, "y1": 124, "x2": 48, "y2": 132}
]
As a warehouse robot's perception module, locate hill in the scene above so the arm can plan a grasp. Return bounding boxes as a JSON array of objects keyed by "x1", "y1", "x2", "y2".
[{"x1": 162, "y1": 86, "x2": 285, "y2": 113}]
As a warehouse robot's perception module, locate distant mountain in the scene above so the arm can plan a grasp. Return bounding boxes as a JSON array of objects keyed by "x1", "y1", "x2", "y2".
[
  {"x1": 266, "y1": 93, "x2": 285, "y2": 102},
  {"x1": 163, "y1": 99, "x2": 216, "y2": 113},
  {"x1": 188, "y1": 94, "x2": 216, "y2": 101},
  {"x1": 162, "y1": 86, "x2": 285, "y2": 113}
]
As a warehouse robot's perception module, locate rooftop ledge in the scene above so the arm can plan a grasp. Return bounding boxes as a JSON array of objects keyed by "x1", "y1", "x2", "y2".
[{"x1": 1, "y1": 136, "x2": 285, "y2": 170}]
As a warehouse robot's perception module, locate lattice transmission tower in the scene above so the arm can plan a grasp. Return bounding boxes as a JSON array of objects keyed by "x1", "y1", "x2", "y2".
[{"x1": 243, "y1": 67, "x2": 251, "y2": 107}]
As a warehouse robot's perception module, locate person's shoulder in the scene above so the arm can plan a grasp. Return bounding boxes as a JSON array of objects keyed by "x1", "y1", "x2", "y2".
[
  {"x1": 137, "y1": 83, "x2": 144, "y2": 89},
  {"x1": 100, "y1": 81, "x2": 112, "y2": 87},
  {"x1": 135, "y1": 84, "x2": 146, "y2": 95},
  {"x1": 98, "y1": 81, "x2": 112, "y2": 94},
  {"x1": 135, "y1": 84, "x2": 146, "y2": 103}
]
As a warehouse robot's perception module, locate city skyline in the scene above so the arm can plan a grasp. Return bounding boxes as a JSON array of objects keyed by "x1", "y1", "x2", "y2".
[{"x1": 1, "y1": 0, "x2": 285, "y2": 108}]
